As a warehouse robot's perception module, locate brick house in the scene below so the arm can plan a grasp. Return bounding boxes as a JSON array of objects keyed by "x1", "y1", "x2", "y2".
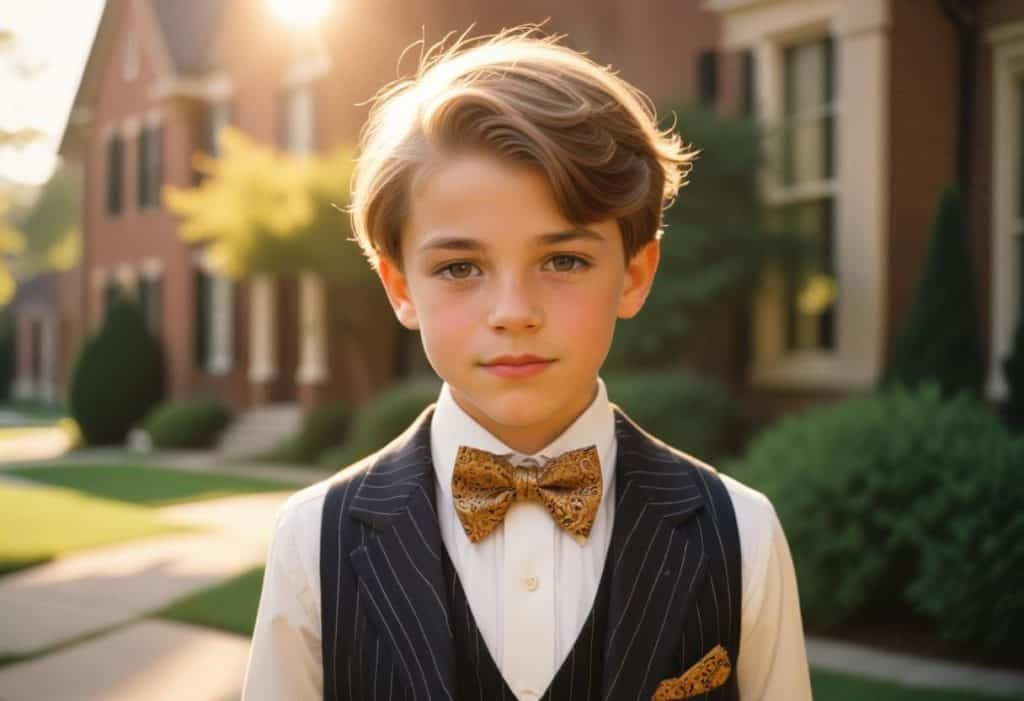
[{"x1": 9, "y1": 0, "x2": 1024, "y2": 432}]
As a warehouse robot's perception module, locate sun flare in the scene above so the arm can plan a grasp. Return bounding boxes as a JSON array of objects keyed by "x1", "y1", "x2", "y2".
[{"x1": 266, "y1": 0, "x2": 331, "y2": 27}]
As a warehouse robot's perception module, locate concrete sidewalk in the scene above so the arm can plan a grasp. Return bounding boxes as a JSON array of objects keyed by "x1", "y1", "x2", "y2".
[{"x1": 0, "y1": 492, "x2": 290, "y2": 656}]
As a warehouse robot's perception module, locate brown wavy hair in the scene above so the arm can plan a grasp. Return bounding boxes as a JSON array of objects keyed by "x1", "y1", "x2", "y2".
[{"x1": 349, "y1": 26, "x2": 696, "y2": 271}]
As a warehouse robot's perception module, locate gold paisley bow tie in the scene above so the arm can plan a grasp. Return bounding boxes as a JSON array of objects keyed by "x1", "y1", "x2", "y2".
[{"x1": 451, "y1": 444, "x2": 602, "y2": 544}]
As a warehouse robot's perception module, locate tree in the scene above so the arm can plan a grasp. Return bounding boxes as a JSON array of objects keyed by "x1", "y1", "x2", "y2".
[
  {"x1": 7, "y1": 164, "x2": 81, "y2": 278},
  {"x1": 606, "y1": 104, "x2": 817, "y2": 368},
  {"x1": 164, "y1": 127, "x2": 386, "y2": 393},
  {"x1": 881, "y1": 185, "x2": 984, "y2": 397}
]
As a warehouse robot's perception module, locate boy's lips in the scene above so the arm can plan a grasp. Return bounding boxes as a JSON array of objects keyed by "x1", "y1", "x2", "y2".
[{"x1": 480, "y1": 355, "x2": 555, "y2": 378}]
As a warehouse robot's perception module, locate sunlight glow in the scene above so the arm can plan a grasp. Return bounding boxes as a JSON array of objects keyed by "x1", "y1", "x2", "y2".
[{"x1": 266, "y1": 0, "x2": 331, "y2": 27}]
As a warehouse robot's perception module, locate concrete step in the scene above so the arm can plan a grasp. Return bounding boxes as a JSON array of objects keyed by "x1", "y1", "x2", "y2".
[{"x1": 214, "y1": 403, "x2": 302, "y2": 459}]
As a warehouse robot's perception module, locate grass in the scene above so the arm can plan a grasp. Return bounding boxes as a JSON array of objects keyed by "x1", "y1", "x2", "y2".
[
  {"x1": 811, "y1": 668, "x2": 1023, "y2": 700},
  {"x1": 7, "y1": 464, "x2": 295, "y2": 506},
  {"x1": 158, "y1": 566, "x2": 265, "y2": 636},
  {"x1": 0, "y1": 482, "x2": 189, "y2": 575}
]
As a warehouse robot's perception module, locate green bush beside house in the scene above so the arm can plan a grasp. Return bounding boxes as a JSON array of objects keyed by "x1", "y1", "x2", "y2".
[{"x1": 725, "y1": 382, "x2": 1024, "y2": 654}]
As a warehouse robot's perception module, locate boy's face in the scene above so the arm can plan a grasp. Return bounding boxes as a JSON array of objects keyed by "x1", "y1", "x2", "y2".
[{"x1": 377, "y1": 152, "x2": 659, "y2": 454}]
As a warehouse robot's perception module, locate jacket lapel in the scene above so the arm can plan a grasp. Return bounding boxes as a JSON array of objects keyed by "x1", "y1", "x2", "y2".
[
  {"x1": 348, "y1": 406, "x2": 457, "y2": 701},
  {"x1": 602, "y1": 407, "x2": 711, "y2": 700}
]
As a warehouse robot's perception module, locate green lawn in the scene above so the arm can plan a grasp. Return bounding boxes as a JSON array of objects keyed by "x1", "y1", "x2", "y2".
[
  {"x1": 158, "y1": 566, "x2": 265, "y2": 636},
  {"x1": 811, "y1": 669, "x2": 1022, "y2": 700},
  {"x1": 0, "y1": 483, "x2": 188, "y2": 575},
  {"x1": 7, "y1": 464, "x2": 294, "y2": 506}
]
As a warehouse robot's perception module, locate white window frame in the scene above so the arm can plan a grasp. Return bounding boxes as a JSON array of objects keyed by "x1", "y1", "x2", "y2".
[
  {"x1": 284, "y1": 83, "x2": 315, "y2": 155},
  {"x1": 194, "y1": 251, "x2": 235, "y2": 375},
  {"x1": 986, "y1": 22, "x2": 1024, "y2": 401},
  {"x1": 711, "y1": 0, "x2": 889, "y2": 390}
]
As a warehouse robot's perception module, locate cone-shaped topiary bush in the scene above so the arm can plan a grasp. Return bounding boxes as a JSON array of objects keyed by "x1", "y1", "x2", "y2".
[
  {"x1": 881, "y1": 185, "x2": 984, "y2": 398},
  {"x1": 69, "y1": 293, "x2": 166, "y2": 445},
  {"x1": 1003, "y1": 306, "x2": 1024, "y2": 433}
]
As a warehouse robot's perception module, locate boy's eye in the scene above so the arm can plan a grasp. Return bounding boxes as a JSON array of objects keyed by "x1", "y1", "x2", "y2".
[
  {"x1": 545, "y1": 254, "x2": 590, "y2": 273},
  {"x1": 438, "y1": 262, "x2": 480, "y2": 279}
]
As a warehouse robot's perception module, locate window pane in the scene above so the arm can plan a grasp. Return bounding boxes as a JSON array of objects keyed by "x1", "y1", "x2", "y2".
[
  {"x1": 782, "y1": 38, "x2": 834, "y2": 187},
  {"x1": 741, "y1": 49, "x2": 756, "y2": 117},
  {"x1": 768, "y1": 198, "x2": 836, "y2": 352},
  {"x1": 696, "y1": 50, "x2": 718, "y2": 107}
]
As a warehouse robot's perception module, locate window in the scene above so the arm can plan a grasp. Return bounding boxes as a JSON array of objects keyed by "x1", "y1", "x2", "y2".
[
  {"x1": 138, "y1": 275, "x2": 162, "y2": 338},
  {"x1": 137, "y1": 124, "x2": 163, "y2": 209},
  {"x1": 696, "y1": 50, "x2": 718, "y2": 107},
  {"x1": 773, "y1": 36, "x2": 837, "y2": 352},
  {"x1": 282, "y1": 84, "x2": 315, "y2": 154},
  {"x1": 106, "y1": 135, "x2": 124, "y2": 215},
  {"x1": 194, "y1": 102, "x2": 231, "y2": 185},
  {"x1": 102, "y1": 278, "x2": 121, "y2": 318},
  {"x1": 193, "y1": 265, "x2": 234, "y2": 374},
  {"x1": 740, "y1": 49, "x2": 756, "y2": 117}
]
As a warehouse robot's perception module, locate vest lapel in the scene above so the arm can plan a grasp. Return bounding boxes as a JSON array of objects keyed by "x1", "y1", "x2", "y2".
[
  {"x1": 348, "y1": 407, "x2": 457, "y2": 701},
  {"x1": 602, "y1": 407, "x2": 711, "y2": 700}
]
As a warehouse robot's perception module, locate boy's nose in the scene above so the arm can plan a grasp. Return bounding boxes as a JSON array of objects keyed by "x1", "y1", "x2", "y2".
[{"x1": 487, "y1": 276, "x2": 543, "y2": 332}]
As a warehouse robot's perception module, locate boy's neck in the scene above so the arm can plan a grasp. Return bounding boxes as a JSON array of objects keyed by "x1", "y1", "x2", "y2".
[{"x1": 449, "y1": 381, "x2": 599, "y2": 455}]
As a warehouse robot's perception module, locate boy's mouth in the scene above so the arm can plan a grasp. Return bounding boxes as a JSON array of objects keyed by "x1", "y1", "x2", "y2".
[{"x1": 481, "y1": 355, "x2": 555, "y2": 378}]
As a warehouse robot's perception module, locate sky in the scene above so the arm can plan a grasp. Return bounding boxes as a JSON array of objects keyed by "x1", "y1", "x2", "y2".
[{"x1": 0, "y1": 0, "x2": 106, "y2": 185}]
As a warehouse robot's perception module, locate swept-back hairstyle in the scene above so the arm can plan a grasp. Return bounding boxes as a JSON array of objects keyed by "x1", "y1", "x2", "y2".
[{"x1": 350, "y1": 25, "x2": 696, "y2": 270}]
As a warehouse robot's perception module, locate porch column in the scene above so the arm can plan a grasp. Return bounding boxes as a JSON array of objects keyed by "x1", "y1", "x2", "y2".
[
  {"x1": 297, "y1": 272, "x2": 328, "y2": 407},
  {"x1": 248, "y1": 274, "x2": 278, "y2": 403}
]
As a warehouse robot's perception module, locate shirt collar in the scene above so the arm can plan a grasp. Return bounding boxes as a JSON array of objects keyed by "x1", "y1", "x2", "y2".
[{"x1": 431, "y1": 376, "x2": 616, "y2": 501}]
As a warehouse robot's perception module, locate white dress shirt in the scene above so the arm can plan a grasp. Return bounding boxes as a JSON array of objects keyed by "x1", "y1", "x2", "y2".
[{"x1": 242, "y1": 377, "x2": 813, "y2": 700}]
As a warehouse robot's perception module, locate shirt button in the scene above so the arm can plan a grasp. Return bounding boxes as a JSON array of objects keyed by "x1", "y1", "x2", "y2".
[{"x1": 523, "y1": 575, "x2": 539, "y2": 592}]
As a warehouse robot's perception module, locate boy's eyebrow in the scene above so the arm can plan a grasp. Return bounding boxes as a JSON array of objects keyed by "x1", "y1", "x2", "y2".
[{"x1": 418, "y1": 229, "x2": 607, "y2": 253}]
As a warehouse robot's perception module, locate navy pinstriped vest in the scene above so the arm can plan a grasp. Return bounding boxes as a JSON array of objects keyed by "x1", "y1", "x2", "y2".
[{"x1": 320, "y1": 404, "x2": 742, "y2": 700}]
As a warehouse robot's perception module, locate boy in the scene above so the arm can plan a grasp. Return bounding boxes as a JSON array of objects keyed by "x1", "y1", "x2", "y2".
[{"x1": 243, "y1": 27, "x2": 812, "y2": 700}]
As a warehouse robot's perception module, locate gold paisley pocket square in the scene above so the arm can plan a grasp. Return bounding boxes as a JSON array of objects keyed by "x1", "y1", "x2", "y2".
[{"x1": 652, "y1": 644, "x2": 732, "y2": 700}]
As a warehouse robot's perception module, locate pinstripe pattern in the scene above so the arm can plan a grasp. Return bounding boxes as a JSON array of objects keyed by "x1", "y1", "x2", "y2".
[{"x1": 321, "y1": 403, "x2": 741, "y2": 700}]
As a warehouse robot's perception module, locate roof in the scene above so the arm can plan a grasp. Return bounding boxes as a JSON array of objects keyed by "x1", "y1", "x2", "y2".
[
  {"x1": 59, "y1": 0, "x2": 230, "y2": 154},
  {"x1": 149, "y1": 0, "x2": 229, "y2": 74}
]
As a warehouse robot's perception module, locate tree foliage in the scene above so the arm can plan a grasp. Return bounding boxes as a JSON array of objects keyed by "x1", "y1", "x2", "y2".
[{"x1": 164, "y1": 127, "x2": 372, "y2": 285}]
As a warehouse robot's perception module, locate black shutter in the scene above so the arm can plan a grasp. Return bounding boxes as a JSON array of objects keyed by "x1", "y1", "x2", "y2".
[
  {"x1": 137, "y1": 127, "x2": 148, "y2": 208},
  {"x1": 107, "y1": 136, "x2": 123, "y2": 215},
  {"x1": 194, "y1": 268, "x2": 209, "y2": 369},
  {"x1": 153, "y1": 125, "x2": 163, "y2": 208},
  {"x1": 697, "y1": 50, "x2": 718, "y2": 107},
  {"x1": 150, "y1": 276, "x2": 162, "y2": 339}
]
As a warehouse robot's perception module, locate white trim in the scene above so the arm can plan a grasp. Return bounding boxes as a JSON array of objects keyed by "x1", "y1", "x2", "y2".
[
  {"x1": 987, "y1": 21, "x2": 1024, "y2": 46},
  {"x1": 284, "y1": 54, "x2": 331, "y2": 87},
  {"x1": 140, "y1": 257, "x2": 164, "y2": 279},
  {"x1": 985, "y1": 28, "x2": 1024, "y2": 401},
  {"x1": 713, "y1": 0, "x2": 889, "y2": 390},
  {"x1": 151, "y1": 73, "x2": 234, "y2": 101},
  {"x1": 248, "y1": 275, "x2": 279, "y2": 383},
  {"x1": 122, "y1": 117, "x2": 141, "y2": 139}
]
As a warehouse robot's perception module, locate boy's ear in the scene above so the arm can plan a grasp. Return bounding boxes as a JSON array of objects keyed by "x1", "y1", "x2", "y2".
[
  {"x1": 377, "y1": 256, "x2": 420, "y2": 330},
  {"x1": 617, "y1": 238, "x2": 660, "y2": 319}
]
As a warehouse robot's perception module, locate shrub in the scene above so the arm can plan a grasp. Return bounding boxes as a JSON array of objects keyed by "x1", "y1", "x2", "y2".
[
  {"x1": 727, "y1": 382, "x2": 1023, "y2": 651},
  {"x1": 264, "y1": 400, "x2": 353, "y2": 464},
  {"x1": 605, "y1": 370, "x2": 737, "y2": 461},
  {"x1": 881, "y1": 186, "x2": 984, "y2": 397},
  {"x1": 143, "y1": 396, "x2": 233, "y2": 449},
  {"x1": 318, "y1": 378, "x2": 440, "y2": 469},
  {"x1": 69, "y1": 295, "x2": 166, "y2": 445}
]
